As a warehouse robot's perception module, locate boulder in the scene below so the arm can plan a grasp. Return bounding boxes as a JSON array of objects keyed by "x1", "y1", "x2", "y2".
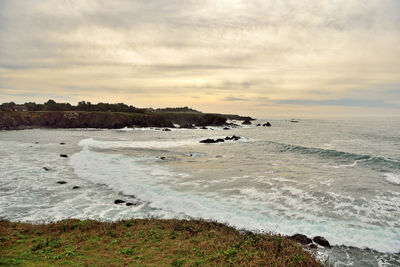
[
  {"x1": 57, "y1": 181, "x2": 67, "y2": 184},
  {"x1": 256, "y1": 124, "x2": 261, "y2": 126},
  {"x1": 242, "y1": 119, "x2": 252, "y2": 125},
  {"x1": 60, "y1": 154, "x2": 68, "y2": 158},
  {"x1": 309, "y1": 244, "x2": 318, "y2": 249},
  {"x1": 263, "y1": 122, "x2": 272, "y2": 127},
  {"x1": 223, "y1": 127, "x2": 230, "y2": 130},
  {"x1": 313, "y1": 236, "x2": 331, "y2": 248},
  {"x1": 60, "y1": 142, "x2": 65, "y2": 145},
  {"x1": 162, "y1": 128, "x2": 171, "y2": 131},
  {"x1": 225, "y1": 135, "x2": 241, "y2": 141},
  {"x1": 114, "y1": 199, "x2": 125, "y2": 204},
  {"x1": 126, "y1": 202, "x2": 138, "y2": 206},
  {"x1": 160, "y1": 157, "x2": 166, "y2": 160},
  {"x1": 290, "y1": 234, "x2": 312, "y2": 244},
  {"x1": 43, "y1": 167, "x2": 50, "y2": 171}
]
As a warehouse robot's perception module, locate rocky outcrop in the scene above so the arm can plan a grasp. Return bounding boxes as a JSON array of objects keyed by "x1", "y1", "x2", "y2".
[
  {"x1": 313, "y1": 236, "x2": 331, "y2": 248},
  {"x1": 290, "y1": 234, "x2": 312, "y2": 244},
  {"x1": 0, "y1": 111, "x2": 245, "y2": 130}
]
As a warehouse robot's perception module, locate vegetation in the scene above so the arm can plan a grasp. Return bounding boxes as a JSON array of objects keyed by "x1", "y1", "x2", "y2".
[
  {"x1": 0, "y1": 219, "x2": 320, "y2": 266},
  {"x1": 0, "y1": 100, "x2": 146, "y2": 113}
]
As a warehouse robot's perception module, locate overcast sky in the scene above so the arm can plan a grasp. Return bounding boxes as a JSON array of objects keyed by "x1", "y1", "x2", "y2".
[{"x1": 0, "y1": 0, "x2": 399, "y2": 117}]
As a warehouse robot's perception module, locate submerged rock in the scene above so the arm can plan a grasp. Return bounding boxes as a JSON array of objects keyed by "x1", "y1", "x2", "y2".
[
  {"x1": 72, "y1": 186, "x2": 80, "y2": 189},
  {"x1": 313, "y1": 236, "x2": 331, "y2": 248},
  {"x1": 43, "y1": 167, "x2": 50, "y2": 171},
  {"x1": 290, "y1": 234, "x2": 312, "y2": 244},
  {"x1": 57, "y1": 181, "x2": 67, "y2": 184},
  {"x1": 114, "y1": 199, "x2": 125, "y2": 204},
  {"x1": 60, "y1": 154, "x2": 68, "y2": 158},
  {"x1": 60, "y1": 142, "x2": 65, "y2": 145}
]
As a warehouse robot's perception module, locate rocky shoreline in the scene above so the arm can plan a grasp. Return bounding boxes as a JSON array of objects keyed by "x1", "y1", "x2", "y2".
[{"x1": 0, "y1": 111, "x2": 254, "y2": 130}]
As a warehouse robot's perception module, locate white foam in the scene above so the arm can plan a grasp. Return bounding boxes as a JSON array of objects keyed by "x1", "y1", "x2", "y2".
[
  {"x1": 78, "y1": 137, "x2": 199, "y2": 149},
  {"x1": 68, "y1": 148, "x2": 400, "y2": 253},
  {"x1": 384, "y1": 173, "x2": 400, "y2": 185}
]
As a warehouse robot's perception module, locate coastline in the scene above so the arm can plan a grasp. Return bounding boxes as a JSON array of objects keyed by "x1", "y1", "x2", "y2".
[
  {"x1": 0, "y1": 218, "x2": 321, "y2": 266},
  {"x1": 0, "y1": 111, "x2": 254, "y2": 130}
]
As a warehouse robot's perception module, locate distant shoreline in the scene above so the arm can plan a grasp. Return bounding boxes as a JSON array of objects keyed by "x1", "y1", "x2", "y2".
[{"x1": 0, "y1": 111, "x2": 254, "y2": 130}]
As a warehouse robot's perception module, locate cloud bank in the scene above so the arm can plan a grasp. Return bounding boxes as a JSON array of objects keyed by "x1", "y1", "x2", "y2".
[{"x1": 0, "y1": 0, "x2": 399, "y2": 116}]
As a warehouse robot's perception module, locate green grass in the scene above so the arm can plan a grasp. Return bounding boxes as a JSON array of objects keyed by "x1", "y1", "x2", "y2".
[{"x1": 0, "y1": 219, "x2": 321, "y2": 266}]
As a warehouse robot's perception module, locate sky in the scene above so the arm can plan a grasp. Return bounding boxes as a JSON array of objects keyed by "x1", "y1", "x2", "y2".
[{"x1": 0, "y1": 0, "x2": 399, "y2": 117}]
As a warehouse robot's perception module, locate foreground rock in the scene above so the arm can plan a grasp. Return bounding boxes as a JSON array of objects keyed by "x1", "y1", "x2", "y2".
[
  {"x1": 313, "y1": 236, "x2": 331, "y2": 248},
  {"x1": 290, "y1": 234, "x2": 312, "y2": 244}
]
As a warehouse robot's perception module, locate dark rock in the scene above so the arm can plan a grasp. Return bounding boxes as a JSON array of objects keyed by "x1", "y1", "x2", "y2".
[
  {"x1": 263, "y1": 122, "x2": 271, "y2": 127},
  {"x1": 114, "y1": 199, "x2": 125, "y2": 204},
  {"x1": 162, "y1": 128, "x2": 171, "y2": 131},
  {"x1": 57, "y1": 181, "x2": 67, "y2": 184},
  {"x1": 126, "y1": 202, "x2": 138, "y2": 206},
  {"x1": 223, "y1": 127, "x2": 230, "y2": 130},
  {"x1": 43, "y1": 167, "x2": 50, "y2": 171},
  {"x1": 290, "y1": 234, "x2": 312, "y2": 244},
  {"x1": 309, "y1": 244, "x2": 318, "y2": 249},
  {"x1": 200, "y1": 138, "x2": 224, "y2": 144},
  {"x1": 200, "y1": 126, "x2": 208, "y2": 130},
  {"x1": 35, "y1": 142, "x2": 39, "y2": 144},
  {"x1": 60, "y1": 154, "x2": 68, "y2": 158},
  {"x1": 72, "y1": 186, "x2": 80, "y2": 189},
  {"x1": 313, "y1": 236, "x2": 331, "y2": 248},
  {"x1": 60, "y1": 142, "x2": 65, "y2": 145},
  {"x1": 160, "y1": 156, "x2": 166, "y2": 160},
  {"x1": 225, "y1": 135, "x2": 241, "y2": 141},
  {"x1": 242, "y1": 119, "x2": 252, "y2": 125},
  {"x1": 256, "y1": 123, "x2": 261, "y2": 126}
]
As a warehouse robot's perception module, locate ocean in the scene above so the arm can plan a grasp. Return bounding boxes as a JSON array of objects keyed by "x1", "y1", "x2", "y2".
[{"x1": 1, "y1": 117, "x2": 399, "y2": 266}]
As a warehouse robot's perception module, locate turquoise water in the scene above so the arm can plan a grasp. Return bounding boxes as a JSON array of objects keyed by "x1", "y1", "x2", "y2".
[{"x1": 1, "y1": 117, "x2": 399, "y2": 266}]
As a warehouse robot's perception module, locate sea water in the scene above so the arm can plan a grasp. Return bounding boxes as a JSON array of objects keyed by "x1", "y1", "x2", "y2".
[{"x1": 1, "y1": 117, "x2": 399, "y2": 266}]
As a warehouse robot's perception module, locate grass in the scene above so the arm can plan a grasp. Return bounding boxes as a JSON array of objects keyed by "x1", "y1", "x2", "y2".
[{"x1": 0, "y1": 219, "x2": 321, "y2": 266}]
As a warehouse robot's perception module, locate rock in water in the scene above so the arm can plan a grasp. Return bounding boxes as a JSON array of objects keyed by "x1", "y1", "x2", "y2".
[
  {"x1": 114, "y1": 199, "x2": 125, "y2": 204},
  {"x1": 60, "y1": 154, "x2": 68, "y2": 158},
  {"x1": 223, "y1": 127, "x2": 230, "y2": 130},
  {"x1": 57, "y1": 181, "x2": 67, "y2": 184},
  {"x1": 72, "y1": 186, "x2": 80, "y2": 189},
  {"x1": 162, "y1": 128, "x2": 171, "y2": 131},
  {"x1": 200, "y1": 138, "x2": 224, "y2": 144},
  {"x1": 242, "y1": 119, "x2": 252, "y2": 125},
  {"x1": 160, "y1": 157, "x2": 166, "y2": 160},
  {"x1": 313, "y1": 236, "x2": 331, "y2": 248},
  {"x1": 126, "y1": 202, "x2": 138, "y2": 206},
  {"x1": 290, "y1": 234, "x2": 312, "y2": 244},
  {"x1": 43, "y1": 167, "x2": 50, "y2": 171},
  {"x1": 60, "y1": 142, "x2": 65, "y2": 145}
]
